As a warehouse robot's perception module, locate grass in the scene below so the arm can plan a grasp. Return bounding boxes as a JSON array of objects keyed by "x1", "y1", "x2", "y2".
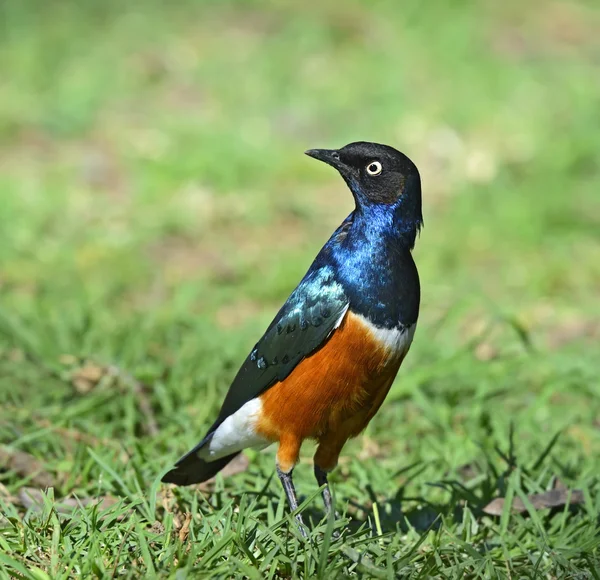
[{"x1": 1, "y1": 0, "x2": 599, "y2": 577}]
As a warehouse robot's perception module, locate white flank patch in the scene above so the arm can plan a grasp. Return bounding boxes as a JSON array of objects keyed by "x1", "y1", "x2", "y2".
[
  {"x1": 199, "y1": 399, "x2": 271, "y2": 461},
  {"x1": 354, "y1": 314, "x2": 416, "y2": 361}
]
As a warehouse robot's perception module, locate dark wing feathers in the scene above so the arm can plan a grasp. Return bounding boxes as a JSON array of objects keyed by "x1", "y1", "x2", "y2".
[{"x1": 211, "y1": 265, "x2": 349, "y2": 431}]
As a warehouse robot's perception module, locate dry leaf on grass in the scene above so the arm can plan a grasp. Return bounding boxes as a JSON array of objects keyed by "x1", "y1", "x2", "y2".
[
  {"x1": 178, "y1": 512, "x2": 193, "y2": 543},
  {"x1": 71, "y1": 363, "x2": 106, "y2": 394},
  {"x1": 159, "y1": 485, "x2": 176, "y2": 513},
  {"x1": 148, "y1": 520, "x2": 166, "y2": 535},
  {"x1": 482, "y1": 488, "x2": 584, "y2": 516},
  {"x1": 0, "y1": 447, "x2": 54, "y2": 488}
]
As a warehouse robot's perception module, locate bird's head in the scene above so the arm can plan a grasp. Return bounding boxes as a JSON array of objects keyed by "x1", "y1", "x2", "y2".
[{"x1": 306, "y1": 141, "x2": 423, "y2": 244}]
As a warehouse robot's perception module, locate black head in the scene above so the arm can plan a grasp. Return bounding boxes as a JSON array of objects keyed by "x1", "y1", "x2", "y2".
[{"x1": 305, "y1": 141, "x2": 422, "y2": 226}]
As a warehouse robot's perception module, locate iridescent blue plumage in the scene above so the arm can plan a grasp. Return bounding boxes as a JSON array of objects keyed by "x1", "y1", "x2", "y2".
[{"x1": 315, "y1": 191, "x2": 421, "y2": 329}]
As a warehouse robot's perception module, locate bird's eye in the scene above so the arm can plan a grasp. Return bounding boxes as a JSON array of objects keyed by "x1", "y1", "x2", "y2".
[{"x1": 366, "y1": 161, "x2": 382, "y2": 176}]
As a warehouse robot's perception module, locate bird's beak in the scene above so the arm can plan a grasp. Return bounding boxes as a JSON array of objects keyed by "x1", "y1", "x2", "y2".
[{"x1": 305, "y1": 148, "x2": 347, "y2": 172}]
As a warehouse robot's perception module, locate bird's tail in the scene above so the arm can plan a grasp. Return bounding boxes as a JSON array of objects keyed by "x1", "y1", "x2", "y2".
[{"x1": 161, "y1": 448, "x2": 239, "y2": 486}]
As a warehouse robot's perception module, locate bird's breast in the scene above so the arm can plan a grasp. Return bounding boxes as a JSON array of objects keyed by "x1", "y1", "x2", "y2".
[{"x1": 255, "y1": 311, "x2": 416, "y2": 441}]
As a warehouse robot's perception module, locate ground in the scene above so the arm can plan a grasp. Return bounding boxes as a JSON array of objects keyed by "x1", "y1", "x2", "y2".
[{"x1": 1, "y1": 0, "x2": 600, "y2": 577}]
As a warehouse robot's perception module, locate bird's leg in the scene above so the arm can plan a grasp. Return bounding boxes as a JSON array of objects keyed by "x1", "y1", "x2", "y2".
[
  {"x1": 314, "y1": 437, "x2": 346, "y2": 530},
  {"x1": 276, "y1": 434, "x2": 307, "y2": 537},
  {"x1": 314, "y1": 464, "x2": 334, "y2": 515},
  {"x1": 277, "y1": 466, "x2": 308, "y2": 538},
  {"x1": 314, "y1": 464, "x2": 343, "y2": 539}
]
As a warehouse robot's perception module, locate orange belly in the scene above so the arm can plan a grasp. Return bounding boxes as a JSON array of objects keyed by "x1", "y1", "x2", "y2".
[{"x1": 255, "y1": 311, "x2": 411, "y2": 471}]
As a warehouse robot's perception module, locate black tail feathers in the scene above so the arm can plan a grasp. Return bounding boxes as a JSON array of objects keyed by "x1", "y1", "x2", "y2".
[{"x1": 161, "y1": 450, "x2": 239, "y2": 486}]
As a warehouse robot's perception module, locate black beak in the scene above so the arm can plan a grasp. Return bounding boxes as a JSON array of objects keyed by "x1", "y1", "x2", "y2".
[{"x1": 305, "y1": 148, "x2": 346, "y2": 172}]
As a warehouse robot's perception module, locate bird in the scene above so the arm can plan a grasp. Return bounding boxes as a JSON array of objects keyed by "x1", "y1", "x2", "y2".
[{"x1": 162, "y1": 141, "x2": 422, "y2": 536}]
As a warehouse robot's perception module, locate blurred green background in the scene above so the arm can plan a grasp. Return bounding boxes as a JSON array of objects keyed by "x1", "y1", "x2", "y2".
[{"x1": 1, "y1": 0, "x2": 600, "y2": 577}]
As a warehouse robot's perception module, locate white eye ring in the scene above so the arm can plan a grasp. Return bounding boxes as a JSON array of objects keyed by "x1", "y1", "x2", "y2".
[{"x1": 366, "y1": 161, "x2": 382, "y2": 176}]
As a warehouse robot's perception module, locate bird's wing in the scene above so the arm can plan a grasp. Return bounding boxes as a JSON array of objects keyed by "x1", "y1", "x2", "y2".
[{"x1": 207, "y1": 264, "x2": 349, "y2": 437}]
